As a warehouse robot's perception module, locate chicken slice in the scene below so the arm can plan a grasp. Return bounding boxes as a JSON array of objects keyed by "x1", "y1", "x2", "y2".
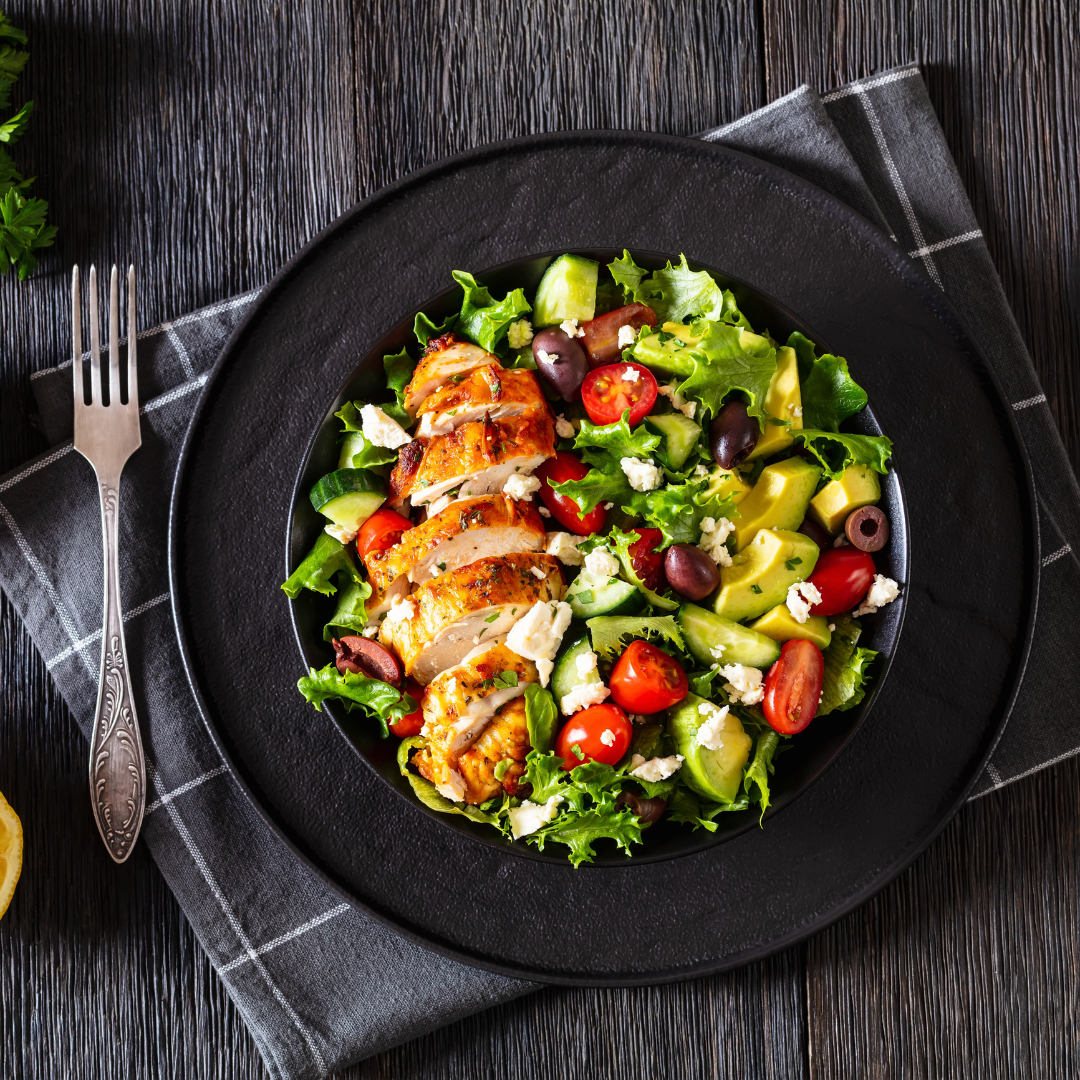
[
  {"x1": 363, "y1": 573, "x2": 409, "y2": 623},
  {"x1": 403, "y1": 335, "x2": 500, "y2": 417},
  {"x1": 379, "y1": 553, "x2": 564, "y2": 683},
  {"x1": 416, "y1": 366, "x2": 548, "y2": 437},
  {"x1": 390, "y1": 412, "x2": 555, "y2": 508},
  {"x1": 364, "y1": 495, "x2": 546, "y2": 595}
]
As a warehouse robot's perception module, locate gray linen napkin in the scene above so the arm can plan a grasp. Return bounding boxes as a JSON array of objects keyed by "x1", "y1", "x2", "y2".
[{"x1": 1, "y1": 65, "x2": 1074, "y2": 1078}]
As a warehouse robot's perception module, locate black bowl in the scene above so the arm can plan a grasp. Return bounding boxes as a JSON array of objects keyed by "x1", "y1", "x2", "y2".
[{"x1": 286, "y1": 248, "x2": 909, "y2": 866}]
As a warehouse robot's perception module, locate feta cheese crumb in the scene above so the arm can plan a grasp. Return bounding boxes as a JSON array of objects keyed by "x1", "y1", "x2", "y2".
[
  {"x1": 384, "y1": 597, "x2": 416, "y2": 625},
  {"x1": 538, "y1": 506, "x2": 551, "y2": 518},
  {"x1": 560, "y1": 680, "x2": 610, "y2": 715},
  {"x1": 617, "y1": 323, "x2": 637, "y2": 348},
  {"x1": 854, "y1": 574, "x2": 901, "y2": 617},
  {"x1": 629, "y1": 753, "x2": 685, "y2": 782},
  {"x1": 604, "y1": 502, "x2": 615, "y2": 510},
  {"x1": 554, "y1": 415, "x2": 575, "y2": 439},
  {"x1": 599, "y1": 728, "x2": 616, "y2": 747},
  {"x1": 324, "y1": 522, "x2": 358, "y2": 544},
  {"x1": 575, "y1": 651, "x2": 599, "y2": 679},
  {"x1": 709, "y1": 644, "x2": 725, "y2": 660},
  {"x1": 505, "y1": 600, "x2": 573, "y2": 687},
  {"x1": 560, "y1": 318, "x2": 585, "y2": 338},
  {"x1": 584, "y1": 547, "x2": 620, "y2": 580},
  {"x1": 507, "y1": 318, "x2": 534, "y2": 350},
  {"x1": 629, "y1": 714, "x2": 646, "y2": 725},
  {"x1": 508, "y1": 794, "x2": 564, "y2": 838},
  {"x1": 828, "y1": 623, "x2": 836, "y2": 632},
  {"x1": 530, "y1": 565, "x2": 546, "y2": 581},
  {"x1": 361, "y1": 624, "x2": 379, "y2": 639},
  {"x1": 720, "y1": 663, "x2": 765, "y2": 705},
  {"x1": 359, "y1": 404, "x2": 412, "y2": 449},
  {"x1": 417, "y1": 411, "x2": 455, "y2": 439},
  {"x1": 698, "y1": 516, "x2": 735, "y2": 567},
  {"x1": 622, "y1": 365, "x2": 640, "y2": 382},
  {"x1": 536, "y1": 349, "x2": 556, "y2": 365},
  {"x1": 545, "y1": 531, "x2": 584, "y2": 566},
  {"x1": 786, "y1": 580, "x2": 823, "y2": 624},
  {"x1": 692, "y1": 463, "x2": 710, "y2": 478},
  {"x1": 504, "y1": 472, "x2": 541, "y2": 501},
  {"x1": 695, "y1": 702, "x2": 731, "y2": 750},
  {"x1": 657, "y1": 383, "x2": 697, "y2": 419},
  {"x1": 834, "y1": 533, "x2": 850, "y2": 548},
  {"x1": 621, "y1": 456, "x2": 663, "y2": 492},
  {"x1": 788, "y1": 403, "x2": 803, "y2": 417}
]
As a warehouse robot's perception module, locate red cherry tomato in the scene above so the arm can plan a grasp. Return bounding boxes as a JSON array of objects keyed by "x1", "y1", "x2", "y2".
[
  {"x1": 626, "y1": 527, "x2": 666, "y2": 593},
  {"x1": 554, "y1": 703, "x2": 632, "y2": 770},
  {"x1": 762, "y1": 639, "x2": 825, "y2": 735},
  {"x1": 534, "y1": 451, "x2": 608, "y2": 536},
  {"x1": 356, "y1": 507, "x2": 412, "y2": 560},
  {"x1": 609, "y1": 640, "x2": 688, "y2": 714},
  {"x1": 581, "y1": 362, "x2": 658, "y2": 426},
  {"x1": 806, "y1": 547, "x2": 876, "y2": 617},
  {"x1": 389, "y1": 680, "x2": 425, "y2": 738}
]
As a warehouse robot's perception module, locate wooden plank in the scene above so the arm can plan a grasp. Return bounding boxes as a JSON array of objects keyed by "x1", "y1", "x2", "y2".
[{"x1": 762, "y1": 1, "x2": 1080, "y2": 1075}]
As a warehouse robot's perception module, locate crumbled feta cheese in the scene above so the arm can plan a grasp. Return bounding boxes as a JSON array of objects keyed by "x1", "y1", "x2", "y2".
[
  {"x1": 324, "y1": 522, "x2": 358, "y2": 544},
  {"x1": 555, "y1": 415, "x2": 575, "y2": 439},
  {"x1": 692, "y1": 463, "x2": 710, "y2": 478},
  {"x1": 828, "y1": 623, "x2": 836, "y2": 632},
  {"x1": 530, "y1": 565, "x2": 546, "y2": 581},
  {"x1": 834, "y1": 533, "x2": 850, "y2": 548},
  {"x1": 384, "y1": 597, "x2": 416, "y2": 625},
  {"x1": 695, "y1": 702, "x2": 731, "y2": 750},
  {"x1": 788, "y1": 403, "x2": 803, "y2": 417},
  {"x1": 617, "y1": 323, "x2": 637, "y2": 348},
  {"x1": 629, "y1": 753, "x2": 685, "y2": 782},
  {"x1": 507, "y1": 318, "x2": 534, "y2": 349},
  {"x1": 508, "y1": 795, "x2": 563, "y2": 839},
  {"x1": 575, "y1": 651, "x2": 599, "y2": 679},
  {"x1": 854, "y1": 574, "x2": 901, "y2": 617},
  {"x1": 698, "y1": 516, "x2": 735, "y2": 567},
  {"x1": 545, "y1": 531, "x2": 584, "y2": 566},
  {"x1": 584, "y1": 547, "x2": 620, "y2": 580},
  {"x1": 504, "y1": 472, "x2": 541, "y2": 501},
  {"x1": 720, "y1": 663, "x2": 765, "y2": 705},
  {"x1": 785, "y1": 580, "x2": 823, "y2": 624},
  {"x1": 418, "y1": 411, "x2": 455, "y2": 439},
  {"x1": 505, "y1": 600, "x2": 573, "y2": 687},
  {"x1": 538, "y1": 506, "x2": 551, "y2": 517},
  {"x1": 709, "y1": 644, "x2": 725, "y2": 660},
  {"x1": 657, "y1": 383, "x2": 697, "y2": 419},
  {"x1": 361, "y1": 624, "x2": 379, "y2": 639},
  {"x1": 629, "y1": 714, "x2": 647, "y2": 725},
  {"x1": 621, "y1": 456, "x2": 663, "y2": 492},
  {"x1": 604, "y1": 502, "x2": 615, "y2": 510},
  {"x1": 560, "y1": 318, "x2": 585, "y2": 339},
  {"x1": 560, "y1": 680, "x2": 610, "y2": 715},
  {"x1": 622, "y1": 365, "x2": 640, "y2": 382},
  {"x1": 599, "y1": 728, "x2": 616, "y2": 747},
  {"x1": 359, "y1": 404, "x2": 412, "y2": 449},
  {"x1": 536, "y1": 349, "x2": 556, "y2": 365}
]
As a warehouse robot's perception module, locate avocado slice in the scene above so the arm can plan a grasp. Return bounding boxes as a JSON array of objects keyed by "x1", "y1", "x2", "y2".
[
  {"x1": 732, "y1": 456, "x2": 822, "y2": 550},
  {"x1": 667, "y1": 692, "x2": 753, "y2": 803},
  {"x1": 748, "y1": 345, "x2": 802, "y2": 461},
  {"x1": 712, "y1": 528, "x2": 820, "y2": 623},
  {"x1": 807, "y1": 463, "x2": 882, "y2": 534},
  {"x1": 702, "y1": 465, "x2": 753, "y2": 507},
  {"x1": 749, "y1": 603, "x2": 832, "y2": 651},
  {"x1": 678, "y1": 603, "x2": 782, "y2": 669}
]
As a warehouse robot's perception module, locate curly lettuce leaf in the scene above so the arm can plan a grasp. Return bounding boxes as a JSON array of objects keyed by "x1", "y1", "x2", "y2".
[
  {"x1": 281, "y1": 533, "x2": 362, "y2": 599},
  {"x1": 677, "y1": 321, "x2": 777, "y2": 422},
  {"x1": 530, "y1": 808, "x2": 642, "y2": 867},
  {"x1": 633, "y1": 476, "x2": 737, "y2": 547},
  {"x1": 587, "y1": 613, "x2": 684, "y2": 659},
  {"x1": 451, "y1": 270, "x2": 531, "y2": 353},
  {"x1": 743, "y1": 728, "x2": 780, "y2": 822},
  {"x1": 792, "y1": 429, "x2": 893, "y2": 480},
  {"x1": 818, "y1": 615, "x2": 879, "y2": 715},
  {"x1": 297, "y1": 663, "x2": 417, "y2": 736},
  {"x1": 608, "y1": 528, "x2": 679, "y2": 611},
  {"x1": 322, "y1": 577, "x2": 373, "y2": 641},
  {"x1": 787, "y1": 331, "x2": 867, "y2": 433},
  {"x1": 667, "y1": 784, "x2": 749, "y2": 832},
  {"x1": 573, "y1": 409, "x2": 661, "y2": 464},
  {"x1": 524, "y1": 683, "x2": 557, "y2": 754},
  {"x1": 608, "y1": 249, "x2": 647, "y2": 301}
]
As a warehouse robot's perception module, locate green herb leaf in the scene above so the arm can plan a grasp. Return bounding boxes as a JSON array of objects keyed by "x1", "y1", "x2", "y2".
[
  {"x1": 524, "y1": 684, "x2": 558, "y2": 754},
  {"x1": 750, "y1": 584, "x2": 762, "y2": 594},
  {"x1": 484, "y1": 612, "x2": 501, "y2": 623},
  {"x1": 784, "y1": 557, "x2": 802, "y2": 571}
]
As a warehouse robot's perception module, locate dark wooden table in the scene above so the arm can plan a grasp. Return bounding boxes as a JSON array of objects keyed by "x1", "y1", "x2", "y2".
[{"x1": 2, "y1": 2, "x2": 1077, "y2": 1076}]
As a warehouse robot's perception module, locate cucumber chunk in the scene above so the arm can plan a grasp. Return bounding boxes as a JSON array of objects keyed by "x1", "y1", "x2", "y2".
[
  {"x1": 678, "y1": 603, "x2": 781, "y2": 669},
  {"x1": 565, "y1": 571, "x2": 644, "y2": 619},
  {"x1": 309, "y1": 469, "x2": 387, "y2": 531},
  {"x1": 551, "y1": 634, "x2": 603, "y2": 711},
  {"x1": 533, "y1": 254, "x2": 598, "y2": 327},
  {"x1": 646, "y1": 412, "x2": 702, "y2": 470}
]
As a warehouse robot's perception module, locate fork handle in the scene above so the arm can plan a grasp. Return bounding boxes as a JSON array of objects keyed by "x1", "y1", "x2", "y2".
[{"x1": 88, "y1": 468, "x2": 146, "y2": 863}]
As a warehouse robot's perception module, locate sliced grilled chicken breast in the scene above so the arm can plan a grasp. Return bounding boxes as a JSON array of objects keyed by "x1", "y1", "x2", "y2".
[
  {"x1": 390, "y1": 412, "x2": 555, "y2": 508},
  {"x1": 365, "y1": 495, "x2": 545, "y2": 594},
  {"x1": 363, "y1": 573, "x2": 409, "y2": 622},
  {"x1": 379, "y1": 553, "x2": 563, "y2": 683},
  {"x1": 403, "y1": 335, "x2": 499, "y2": 417},
  {"x1": 416, "y1": 366, "x2": 548, "y2": 437}
]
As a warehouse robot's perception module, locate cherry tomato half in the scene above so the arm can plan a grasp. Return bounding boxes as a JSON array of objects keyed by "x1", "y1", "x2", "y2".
[
  {"x1": 356, "y1": 507, "x2": 413, "y2": 561},
  {"x1": 555, "y1": 703, "x2": 632, "y2": 770},
  {"x1": 389, "y1": 680, "x2": 425, "y2": 738},
  {"x1": 806, "y1": 547, "x2": 876, "y2": 617},
  {"x1": 626, "y1": 527, "x2": 666, "y2": 593},
  {"x1": 762, "y1": 639, "x2": 824, "y2": 735},
  {"x1": 581, "y1": 362, "x2": 658, "y2": 426},
  {"x1": 534, "y1": 451, "x2": 608, "y2": 536},
  {"x1": 609, "y1": 640, "x2": 688, "y2": 715}
]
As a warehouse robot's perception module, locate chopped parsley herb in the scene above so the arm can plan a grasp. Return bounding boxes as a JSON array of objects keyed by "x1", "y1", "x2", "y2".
[
  {"x1": 571, "y1": 743, "x2": 585, "y2": 761},
  {"x1": 494, "y1": 759, "x2": 510, "y2": 781},
  {"x1": 450, "y1": 373, "x2": 467, "y2": 383},
  {"x1": 477, "y1": 628, "x2": 486, "y2": 639},
  {"x1": 751, "y1": 584, "x2": 763, "y2": 594},
  {"x1": 437, "y1": 562, "x2": 446, "y2": 571},
  {"x1": 575, "y1": 589, "x2": 595, "y2": 605},
  {"x1": 484, "y1": 612, "x2": 501, "y2": 623},
  {"x1": 493, "y1": 671, "x2": 519, "y2": 689},
  {"x1": 784, "y1": 557, "x2": 803, "y2": 570}
]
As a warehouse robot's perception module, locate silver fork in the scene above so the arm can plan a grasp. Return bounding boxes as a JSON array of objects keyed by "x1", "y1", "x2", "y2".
[{"x1": 72, "y1": 264, "x2": 146, "y2": 863}]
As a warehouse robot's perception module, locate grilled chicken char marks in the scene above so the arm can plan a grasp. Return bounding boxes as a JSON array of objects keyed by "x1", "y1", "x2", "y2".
[
  {"x1": 416, "y1": 366, "x2": 547, "y2": 436},
  {"x1": 402, "y1": 334, "x2": 500, "y2": 417}
]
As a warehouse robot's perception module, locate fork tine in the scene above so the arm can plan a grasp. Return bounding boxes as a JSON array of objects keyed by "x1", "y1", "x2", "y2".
[
  {"x1": 108, "y1": 265, "x2": 120, "y2": 407},
  {"x1": 126, "y1": 265, "x2": 138, "y2": 406},
  {"x1": 88, "y1": 265, "x2": 101, "y2": 405},
  {"x1": 71, "y1": 265, "x2": 83, "y2": 405}
]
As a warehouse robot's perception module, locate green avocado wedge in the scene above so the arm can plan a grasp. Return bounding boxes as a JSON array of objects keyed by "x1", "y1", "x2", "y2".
[
  {"x1": 712, "y1": 528, "x2": 820, "y2": 623},
  {"x1": 667, "y1": 692, "x2": 752, "y2": 803}
]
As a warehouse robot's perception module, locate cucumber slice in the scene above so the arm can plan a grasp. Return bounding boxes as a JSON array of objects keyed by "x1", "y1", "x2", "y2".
[
  {"x1": 551, "y1": 634, "x2": 602, "y2": 710},
  {"x1": 667, "y1": 692, "x2": 753, "y2": 803},
  {"x1": 678, "y1": 603, "x2": 781, "y2": 670},
  {"x1": 565, "y1": 571, "x2": 645, "y2": 619},
  {"x1": 309, "y1": 469, "x2": 387, "y2": 530},
  {"x1": 646, "y1": 413, "x2": 702, "y2": 470},
  {"x1": 533, "y1": 254, "x2": 598, "y2": 327}
]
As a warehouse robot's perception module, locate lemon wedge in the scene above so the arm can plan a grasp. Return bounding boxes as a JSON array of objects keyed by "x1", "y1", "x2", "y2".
[{"x1": 0, "y1": 790, "x2": 22, "y2": 920}]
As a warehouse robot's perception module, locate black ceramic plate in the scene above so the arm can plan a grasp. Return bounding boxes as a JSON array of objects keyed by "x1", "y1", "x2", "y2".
[
  {"x1": 287, "y1": 248, "x2": 909, "y2": 864},
  {"x1": 170, "y1": 132, "x2": 1036, "y2": 984}
]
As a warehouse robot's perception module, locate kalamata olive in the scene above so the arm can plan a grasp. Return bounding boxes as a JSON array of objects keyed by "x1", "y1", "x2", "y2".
[
  {"x1": 710, "y1": 399, "x2": 760, "y2": 468},
  {"x1": 663, "y1": 544, "x2": 721, "y2": 601},
  {"x1": 532, "y1": 327, "x2": 588, "y2": 401},
  {"x1": 797, "y1": 517, "x2": 831, "y2": 551},
  {"x1": 844, "y1": 505, "x2": 890, "y2": 552},
  {"x1": 332, "y1": 636, "x2": 402, "y2": 686},
  {"x1": 579, "y1": 302, "x2": 658, "y2": 368},
  {"x1": 616, "y1": 790, "x2": 667, "y2": 826}
]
